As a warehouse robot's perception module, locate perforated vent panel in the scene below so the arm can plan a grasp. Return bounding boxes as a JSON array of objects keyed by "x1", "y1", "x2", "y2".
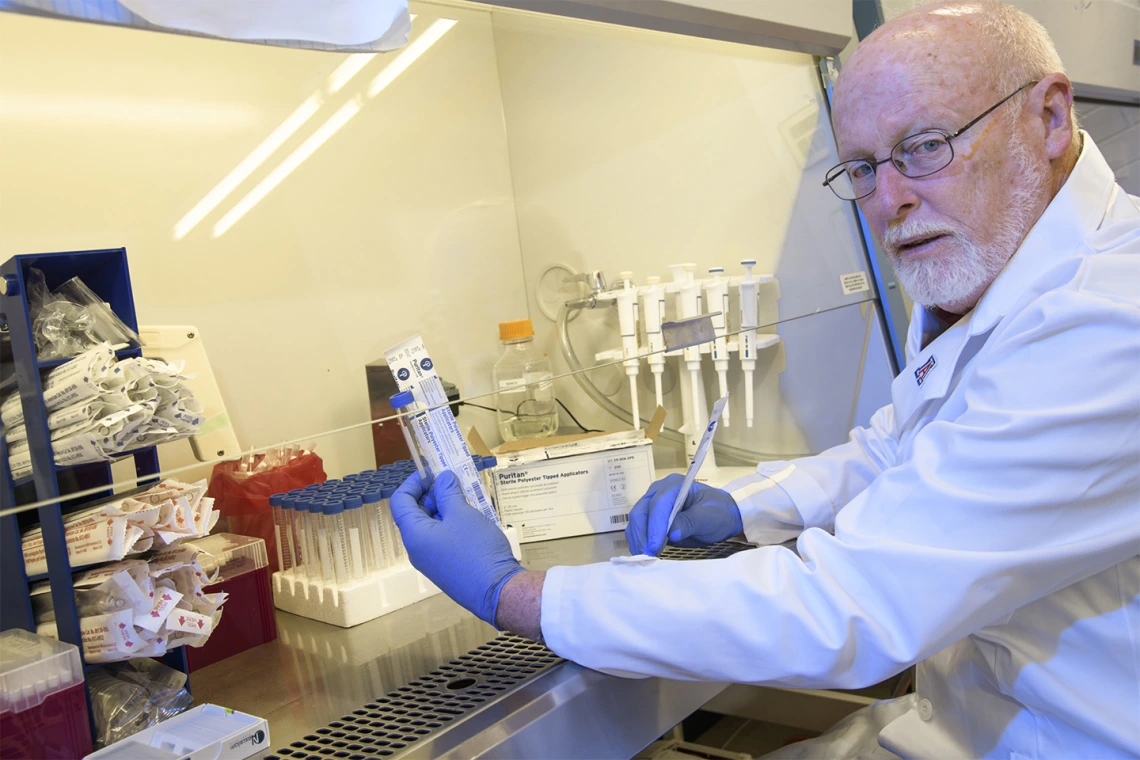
[
  {"x1": 659, "y1": 542, "x2": 753, "y2": 561},
  {"x1": 265, "y1": 541, "x2": 752, "y2": 759}
]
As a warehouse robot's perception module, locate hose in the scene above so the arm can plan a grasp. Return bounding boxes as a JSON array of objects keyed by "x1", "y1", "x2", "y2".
[{"x1": 555, "y1": 303, "x2": 794, "y2": 465}]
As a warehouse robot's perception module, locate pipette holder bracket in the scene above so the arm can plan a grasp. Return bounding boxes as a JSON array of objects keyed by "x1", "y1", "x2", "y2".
[{"x1": 272, "y1": 526, "x2": 521, "y2": 628}]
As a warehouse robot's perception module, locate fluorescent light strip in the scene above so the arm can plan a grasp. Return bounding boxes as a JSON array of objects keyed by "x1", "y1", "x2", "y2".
[
  {"x1": 213, "y1": 98, "x2": 363, "y2": 237},
  {"x1": 325, "y1": 14, "x2": 416, "y2": 94},
  {"x1": 368, "y1": 18, "x2": 456, "y2": 98},
  {"x1": 326, "y1": 54, "x2": 376, "y2": 94},
  {"x1": 173, "y1": 95, "x2": 322, "y2": 239},
  {"x1": 174, "y1": 16, "x2": 420, "y2": 240},
  {"x1": 211, "y1": 17, "x2": 457, "y2": 238}
]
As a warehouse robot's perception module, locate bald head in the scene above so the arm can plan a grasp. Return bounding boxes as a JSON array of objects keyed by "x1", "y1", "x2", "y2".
[
  {"x1": 839, "y1": 2, "x2": 1069, "y2": 113},
  {"x1": 826, "y1": 1, "x2": 1081, "y2": 313}
]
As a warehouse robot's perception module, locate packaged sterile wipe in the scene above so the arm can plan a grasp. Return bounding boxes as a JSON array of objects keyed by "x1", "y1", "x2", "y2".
[{"x1": 384, "y1": 335, "x2": 499, "y2": 524}]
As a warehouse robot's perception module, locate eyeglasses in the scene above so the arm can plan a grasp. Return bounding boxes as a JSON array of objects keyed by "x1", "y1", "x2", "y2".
[{"x1": 823, "y1": 81, "x2": 1038, "y2": 201}]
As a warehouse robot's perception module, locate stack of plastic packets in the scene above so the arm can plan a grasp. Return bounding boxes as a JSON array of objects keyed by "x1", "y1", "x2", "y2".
[
  {"x1": 2, "y1": 343, "x2": 205, "y2": 479},
  {"x1": 271, "y1": 456, "x2": 498, "y2": 588},
  {"x1": 29, "y1": 546, "x2": 228, "y2": 664}
]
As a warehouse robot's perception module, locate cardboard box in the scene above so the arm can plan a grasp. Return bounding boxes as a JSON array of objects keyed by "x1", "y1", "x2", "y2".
[{"x1": 469, "y1": 409, "x2": 664, "y2": 544}]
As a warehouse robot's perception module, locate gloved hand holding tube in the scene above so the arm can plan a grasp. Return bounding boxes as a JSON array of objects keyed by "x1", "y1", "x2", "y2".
[
  {"x1": 390, "y1": 471, "x2": 524, "y2": 626},
  {"x1": 625, "y1": 473, "x2": 743, "y2": 556}
]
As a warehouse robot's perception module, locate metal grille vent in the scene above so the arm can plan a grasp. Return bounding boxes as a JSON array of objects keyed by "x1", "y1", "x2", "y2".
[
  {"x1": 265, "y1": 541, "x2": 752, "y2": 760},
  {"x1": 659, "y1": 541, "x2": 753, "y2": 561},
  {"x1": 265, "y1": 635, "x2": 561, "y2": 760}
]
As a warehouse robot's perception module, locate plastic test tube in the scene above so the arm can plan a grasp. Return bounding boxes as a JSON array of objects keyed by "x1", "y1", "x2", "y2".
[
  {"x1": 309, "y1": 499, "x2": 334, "y2": 583},
  {"x1": 323, "y1": 500, "x2": 351, "y2": 585},
  {"x1": 362, "y1": 488, "x2": 392, "y2": 570},
  {"x1": 381, "y1": 484, "x2": 407, "y2": 563},
  {"x1": 270, "y1": 494, "x2": 295, "y2": 572},
  {"x1": 282, "y1": 494, "x2": 304, "y2": 574},
  {"x1": 342, "y1": 495, "x2": 368, "y2": 579},
  {"x1": 390, "y1": 391, "x2": 434, "y2": 490}
]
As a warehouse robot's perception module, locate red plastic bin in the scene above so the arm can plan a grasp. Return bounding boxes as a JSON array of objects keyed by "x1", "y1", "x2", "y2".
[
  {"x1": 0, "y1": 629, "x2": 93, "y2": 760},
  {"x1": 183, "y1": 534, "x2": 277, "y2": 672}
]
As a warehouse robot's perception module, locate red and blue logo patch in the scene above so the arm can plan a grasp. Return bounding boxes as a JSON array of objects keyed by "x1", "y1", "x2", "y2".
[{"x1": 914, "y1": 355, "x2": 937, "y2": 386}]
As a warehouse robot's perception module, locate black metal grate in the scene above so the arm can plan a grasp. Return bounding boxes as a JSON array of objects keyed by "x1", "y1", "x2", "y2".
[
  {"x1": 263, "y1": 635, "x2": 562, "y2": 760},
  {"x1": 264, "y1": 541, "x2": 753, "y2": 760},
  {"x1": 659, "y1": 541, "x2": 753, "y2": 561}
]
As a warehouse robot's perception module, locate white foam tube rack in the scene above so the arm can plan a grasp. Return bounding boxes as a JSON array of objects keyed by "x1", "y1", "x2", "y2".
[{"x1": 273, "y1": 526, "x2": 521, "y2": 628}]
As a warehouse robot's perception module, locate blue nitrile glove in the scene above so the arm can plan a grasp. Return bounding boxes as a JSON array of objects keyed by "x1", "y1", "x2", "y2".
[
  {"x1": 391, "y1": 471, "x2": 524, "y2": 626},
  {"x1": 625, "y1": 473, "x2": 743, "y2": 556}
]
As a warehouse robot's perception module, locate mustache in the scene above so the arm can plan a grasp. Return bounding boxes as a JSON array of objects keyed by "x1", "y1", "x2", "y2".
[{"x1": 882, "y1": 220, "x2": 962, "y2": 254}]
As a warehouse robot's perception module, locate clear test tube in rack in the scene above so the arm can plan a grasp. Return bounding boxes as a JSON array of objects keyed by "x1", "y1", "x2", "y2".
[
  {"x1": 363, "y1": 486, "x2": 394, "y2": 570},
  {"x1": 323, "y1": 499, "x2": 351, "y2": 586},
  {"x1": 381, "y1": 484, "x2": 407, "y2": 563},
  {"x1": 342, "y1": 495, "x2": 369, "y2": 579}
]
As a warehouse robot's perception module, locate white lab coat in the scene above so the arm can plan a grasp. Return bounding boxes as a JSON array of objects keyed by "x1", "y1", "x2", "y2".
[{"x1": 540, "y1": 134, "x2": 1140, "y2": 760}]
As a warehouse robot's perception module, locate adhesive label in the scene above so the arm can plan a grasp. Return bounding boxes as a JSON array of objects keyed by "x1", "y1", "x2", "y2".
[{"x1": 841, "y1": 271, "x2": 870, "y2": 295}]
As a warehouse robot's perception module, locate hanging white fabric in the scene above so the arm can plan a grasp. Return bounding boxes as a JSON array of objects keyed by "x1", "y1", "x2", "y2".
[{"x1": 0, "y1": 0, "x2": 412, "y2": 52}]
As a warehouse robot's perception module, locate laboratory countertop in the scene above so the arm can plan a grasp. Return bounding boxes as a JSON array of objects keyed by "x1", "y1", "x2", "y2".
[{"x1": 191, "y1": 531, "x2": 730, "y2": 759}]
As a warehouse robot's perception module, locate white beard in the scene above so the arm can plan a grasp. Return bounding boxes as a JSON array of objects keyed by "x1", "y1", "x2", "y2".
[{"x1": 882, "y1": 132, "x2": 1049, "y2": 310}]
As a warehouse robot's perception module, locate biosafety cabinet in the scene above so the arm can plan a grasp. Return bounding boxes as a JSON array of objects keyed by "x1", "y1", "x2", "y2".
[{"x1": 1, "y1": 0, "x2": 1136, "y2": 756}]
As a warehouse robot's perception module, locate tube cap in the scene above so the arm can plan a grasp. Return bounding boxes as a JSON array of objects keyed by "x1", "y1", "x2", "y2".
[
  {"x1": 323, "y1": 500, "x2": 345, "y2": 515},
  {"x1": 390, "y1": 390, "x2": 415, "y2": 409},
  {"x1": 499, "y1": 318, "x2": 534, "y2": 341},
  {"x1": 269, "y1": 494, "x2": 283, "y2": 507},
  {"x1": 362, "y1": 489, "x2": 382, "y2": 504},
  {"x1": 342, "y1": 495, "x2": 363, "y2": 510}
]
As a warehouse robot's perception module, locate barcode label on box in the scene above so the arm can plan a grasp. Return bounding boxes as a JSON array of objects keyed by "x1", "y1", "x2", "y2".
[{"x1": 610, "y1": 514, "x2": 629, "y2": 525}]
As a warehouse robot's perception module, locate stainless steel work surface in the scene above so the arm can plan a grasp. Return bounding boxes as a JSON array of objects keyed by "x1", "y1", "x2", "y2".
[{"x1": 191, "y1": 532, "x2": 742, "y2": 759}]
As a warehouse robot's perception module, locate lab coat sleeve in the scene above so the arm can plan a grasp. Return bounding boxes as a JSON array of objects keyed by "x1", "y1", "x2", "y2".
[
  {"x1": 725, "y1": 402, "x2": 899, "y2": 543},
  {"x1": 541, "y1": 271, "x2": 1140, "y2": 688}
]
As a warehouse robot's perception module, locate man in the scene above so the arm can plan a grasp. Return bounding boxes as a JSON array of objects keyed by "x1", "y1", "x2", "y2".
[{"x1": 391, "y1": 2, "x2": 1140, "y2": 757}]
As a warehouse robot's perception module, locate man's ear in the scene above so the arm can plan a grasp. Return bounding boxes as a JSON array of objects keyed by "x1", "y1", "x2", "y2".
[{"x1": 1028, "y1": 74, "x2": 1075, "y2": 161}]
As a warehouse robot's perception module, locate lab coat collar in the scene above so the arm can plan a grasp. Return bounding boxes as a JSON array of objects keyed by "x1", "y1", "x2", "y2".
[
  {"x1": 891, "y1": 314, "x2": 972, "y2": 433},
  {"x1": 968, "y1": 132, "x2": 1114, "y2": 336}
]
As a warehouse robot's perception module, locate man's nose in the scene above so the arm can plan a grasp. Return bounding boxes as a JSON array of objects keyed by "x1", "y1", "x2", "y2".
[{"x1": 863, "y1": 163, "x2": 920, "y2": 222}]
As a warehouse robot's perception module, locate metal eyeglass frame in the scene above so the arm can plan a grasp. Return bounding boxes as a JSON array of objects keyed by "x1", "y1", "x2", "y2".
[{"x1": 823, "y1": 80, "x2": 1039, "y2": 201}]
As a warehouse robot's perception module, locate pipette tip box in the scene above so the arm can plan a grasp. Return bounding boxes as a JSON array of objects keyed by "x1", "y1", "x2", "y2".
[
  {"x1": 272, "y1": 526, "x2": 521, "y2": 628},
  {"x1": 84, "y1": 703, "x2": 269, "y2": 760},
  {"x1": 183, "y1": 533, "x2": 277, "y2": 671},
  {"x1": 0, "y1": 629, "x2": 92, "y2": 760}
]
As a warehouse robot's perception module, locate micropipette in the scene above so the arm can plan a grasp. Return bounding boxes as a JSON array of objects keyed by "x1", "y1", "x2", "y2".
[
  {"x1": 640, "y1": 275, "x2": 667, "y2": 409},
  {"x1": 678, "y1": 263, "x2": 705, "y2": 439},
  {"x1": 739, "y1": 259, "x2": 760, "y2": 428},
  {"x1": 704, "y1": 267, "x2": 731, "y2": 427},
  {"x1": 616, "y1": 271, "x2": 642, "y2": 429}
]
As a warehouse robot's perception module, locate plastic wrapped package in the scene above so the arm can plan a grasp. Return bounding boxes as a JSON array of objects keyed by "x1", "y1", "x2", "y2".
[
  {"x1": 25, "y1": 268, "x2": 141, "y2": 361},
  {"x1": 88, "y1": 658, "x2": 192, "y2": 748}
]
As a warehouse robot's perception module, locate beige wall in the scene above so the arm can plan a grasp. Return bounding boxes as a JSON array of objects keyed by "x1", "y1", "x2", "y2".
[
  {"x1": 490, "y1": 10, "x2": 894, "y2": 468},
  {"x1": 0, "y1": 3, "x2": 528, "y2": 481}
]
